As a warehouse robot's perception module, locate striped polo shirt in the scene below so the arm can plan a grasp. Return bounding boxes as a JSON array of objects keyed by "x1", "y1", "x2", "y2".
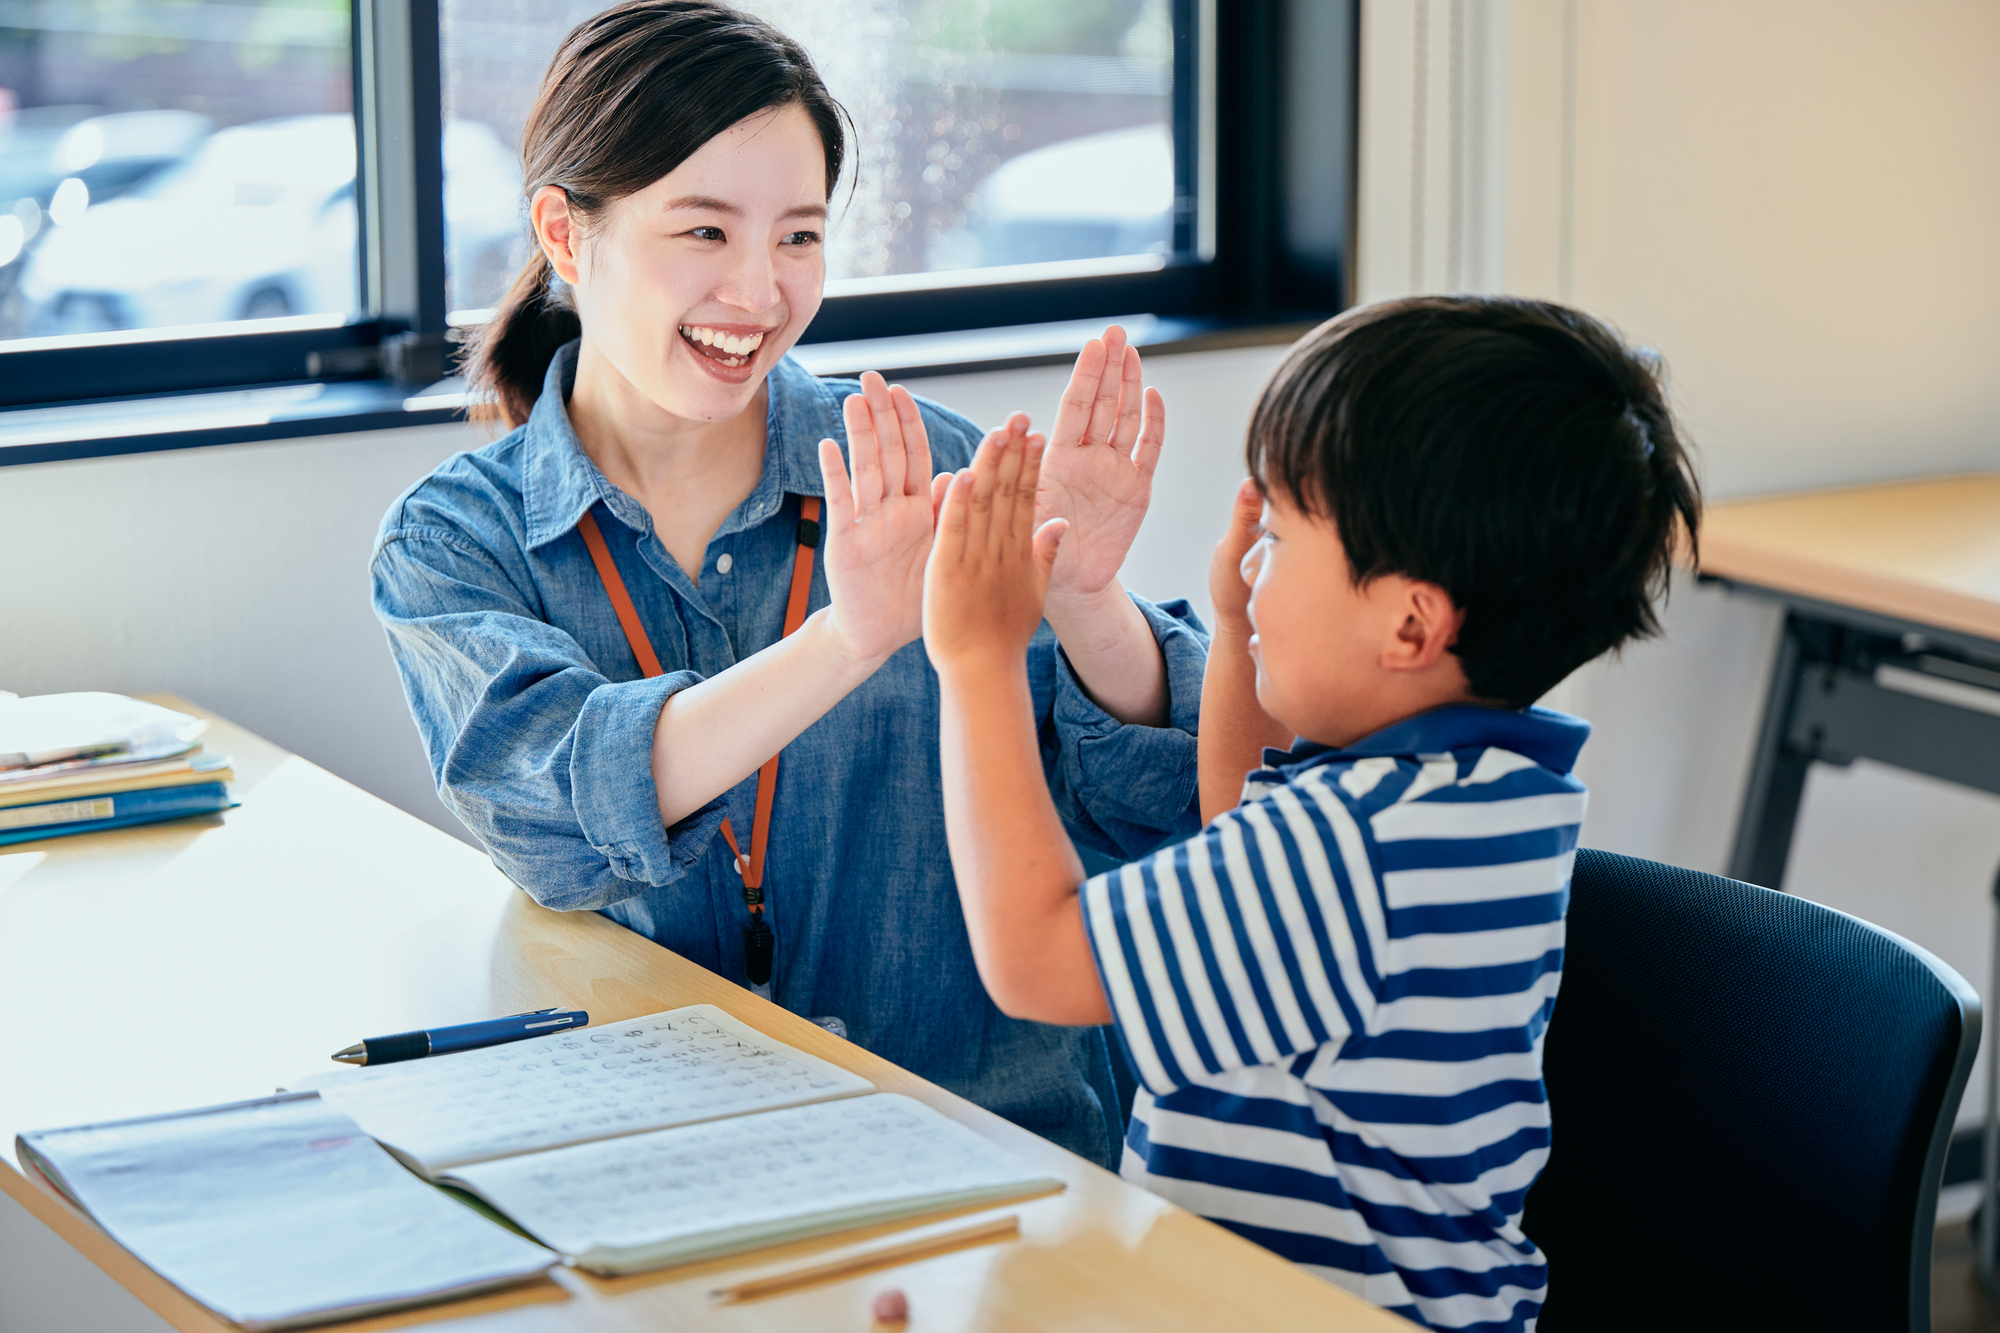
[{"x1": 1081, "y1": 704, "x2": 1588, "y2": 1331}]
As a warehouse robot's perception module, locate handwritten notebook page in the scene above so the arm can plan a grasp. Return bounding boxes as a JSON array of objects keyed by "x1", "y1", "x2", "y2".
[
  {"x1": 15, "y1": 1093, "x2": 555, "y2": 1331},
  {"x1": 310, "y1": 1005, "x2": 873, "y2": 1174},
  {"x1": 444, "y1": 1093, "x2": 1064, "y2": 1274}
]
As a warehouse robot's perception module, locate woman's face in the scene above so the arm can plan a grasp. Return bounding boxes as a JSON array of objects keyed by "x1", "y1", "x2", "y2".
[{"x1": 547, "y1": 104, "x2": 829, "y2": 424}]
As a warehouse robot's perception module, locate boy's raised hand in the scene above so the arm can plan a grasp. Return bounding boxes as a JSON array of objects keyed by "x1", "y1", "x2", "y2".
[
  {"x1": 1034, "y1": 324, "x2": 1165, "y2": 604},
  {"x1": 923, "y1": 417, "x2": 1067, "y2": 673},
  {"x1": 817, "y1": 371, "x2": 937, "y2": 665},
  {"x1": 1210, "y1": 478, "x2": 1266, "y2": 630}
]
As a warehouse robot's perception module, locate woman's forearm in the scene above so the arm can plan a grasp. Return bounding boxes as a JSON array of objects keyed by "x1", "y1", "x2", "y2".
[
  {"x1": 1199, "y1": 620, "x2": 1294, "y2": 824},
  {"x1": 651, "y1": 607, "x2": 888, "y2": 827},
  {"x1": 1042, "y1": 580, "x2": 1169, "y2": 727}
]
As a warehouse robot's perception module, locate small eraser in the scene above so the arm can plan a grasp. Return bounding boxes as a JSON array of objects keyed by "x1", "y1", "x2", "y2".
[{"x1": 871, "y1": 1287, "x2": 909, "y2": 1322}]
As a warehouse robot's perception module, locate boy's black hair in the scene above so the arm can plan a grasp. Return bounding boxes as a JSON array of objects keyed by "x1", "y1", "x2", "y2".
[{"x1": 1246, "y1": 295, "x2": 1701, "y2": 709}]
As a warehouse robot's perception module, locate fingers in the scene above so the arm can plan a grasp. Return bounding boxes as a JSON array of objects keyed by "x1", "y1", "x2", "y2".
[
  {"x1": 937, "y1": 467, "x2": 975, "y2": 564},
  {"x1": 1032, "y1": 517, "x2": 1069, "y2": 585},
  {"x1": 1081, "y1": 324, "x2": 1129, "y2": 449},
  {"x1": 842, "y1": 389, "x2": 883, "y2": 517},
  {"x1": 1232, "y1": 476, "x2": 1264, "y2": 525},
  {"x1": 1015, "y1": 433, "x2": 1048, "y2": 545},
  {"x1": 818, "y1": 437, "x2": 855, "y2": 529},
  {"x1": 889, "y1": 384, "x2": 931, "y2": 496},
  {"x1": 1050, "y1": 336, "x2": 1109, "y2": 448},
  {"x1": 861, "y1": 371, "x2": 906, "y2": 501},
  {"x1": 1132, "y1": 385, "x2": 1166, "y2": 477},
  {"x1": 930, "y1": 469, "x2": 952, "y2": 523},
  {"x1": 1112, "y1": 343, "x2": 1145, "y2": 456}
]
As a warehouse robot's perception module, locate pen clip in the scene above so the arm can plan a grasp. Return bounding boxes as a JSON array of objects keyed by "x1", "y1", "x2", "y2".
[{"x1": 503, "y1": 1007, "x2": 566, "y2": 1018}]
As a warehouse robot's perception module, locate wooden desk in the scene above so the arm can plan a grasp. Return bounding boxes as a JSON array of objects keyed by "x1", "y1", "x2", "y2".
[
  {"x1": 1699, "y1": 473, "x2": 2000, "y2": 889},
  {"x1": 0, "y1": 699, "x2": 1402, "y2": 1333}
]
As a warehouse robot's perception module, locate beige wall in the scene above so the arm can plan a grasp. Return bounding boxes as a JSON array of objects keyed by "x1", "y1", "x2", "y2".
[{"x1": 1359, "y1": 0, "x2": 2000, "y2": 1122}]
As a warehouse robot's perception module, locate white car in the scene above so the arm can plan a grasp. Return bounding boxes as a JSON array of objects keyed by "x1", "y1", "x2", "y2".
[
  {"x1": 928, "y1": 122, "x2": 1176, "y2": 272},
  {"x1": 20, "y1": 115, "x2": 524, "y2": 335}
]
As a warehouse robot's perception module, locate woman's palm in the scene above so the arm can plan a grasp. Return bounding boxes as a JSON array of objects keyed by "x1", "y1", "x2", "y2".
[
  {"x1": 1036, "y1": 327, "x2": 1165, "y2": 599},
  {"x1": 818, "y1": 372, "x2": 936, "y2": 663}
]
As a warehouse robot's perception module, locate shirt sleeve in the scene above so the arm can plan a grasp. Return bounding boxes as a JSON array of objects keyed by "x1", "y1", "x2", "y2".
[
  {"x1": 371, "y1": 526, "x2": 728, "y2": 911},
  {"x1": 1078, "y1": 770, "x2": 1389, "y2": 1096},
  {"x1": 1035, "y1": 595, "x2": 1208, "y2": 861}
]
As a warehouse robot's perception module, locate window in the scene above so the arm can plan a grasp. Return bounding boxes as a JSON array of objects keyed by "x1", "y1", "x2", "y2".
[
  {"x1": 0, "y1": 1, "x2": 360, "y2": 340},
  {"x1": 0, "y1": 0, "x2": 1356, "y2": 443},
  {"x1": 441, "y1": 0, "x2": 1184, "y2": 322}
]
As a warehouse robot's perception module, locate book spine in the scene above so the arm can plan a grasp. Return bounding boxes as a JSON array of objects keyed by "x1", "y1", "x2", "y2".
[{"x1": 0, "y1": 782, "x2": 230, "y2": 831}]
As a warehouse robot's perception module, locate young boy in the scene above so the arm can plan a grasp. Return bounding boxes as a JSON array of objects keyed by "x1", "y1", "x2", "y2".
[{"x1": 920, "y1": 296, "x2": 1700, "y2": 1331}]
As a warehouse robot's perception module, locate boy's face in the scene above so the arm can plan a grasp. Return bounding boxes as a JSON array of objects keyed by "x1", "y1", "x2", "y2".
[{"x1": 1241, "y1": 488, "x2": 1473, "y2": 748}]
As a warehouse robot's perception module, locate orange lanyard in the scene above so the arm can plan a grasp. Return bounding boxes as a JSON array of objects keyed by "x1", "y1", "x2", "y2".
[{"x1": 576, "y1": 497, "x2": 821, "y2": 985}]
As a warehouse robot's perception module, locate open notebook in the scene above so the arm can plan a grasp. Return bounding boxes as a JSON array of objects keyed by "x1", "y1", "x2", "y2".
[
  {"x1": 16, "y1": 1093, "x2": 556, "y2": 1331},
  {"x1": 301, "y1": 1004, "x2": 1063, "y2": 1274}
]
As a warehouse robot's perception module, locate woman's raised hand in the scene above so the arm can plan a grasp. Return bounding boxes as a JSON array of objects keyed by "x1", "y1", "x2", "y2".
[
  {"x1": 1034, "y1": 324, "x2": 1166, "y2": 605},
  {"x1": 817, "y1": 370, "x2": 936, "y2": 666}
]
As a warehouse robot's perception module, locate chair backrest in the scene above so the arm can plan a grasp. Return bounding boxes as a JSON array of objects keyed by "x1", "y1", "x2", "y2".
[{"x1": 1522, "y1": 849, "x2": 1980, "y2": 1331}]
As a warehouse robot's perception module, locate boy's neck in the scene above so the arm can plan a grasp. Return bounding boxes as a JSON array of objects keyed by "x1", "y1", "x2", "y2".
[{"x1": 1296, "y1": 687, "x2": 1503, "y2": 752}]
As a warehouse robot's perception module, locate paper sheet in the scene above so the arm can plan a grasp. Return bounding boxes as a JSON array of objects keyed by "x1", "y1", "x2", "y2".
[
  {"x1": 310, "y1": 1004, "x2": 874, "y2": 1173},
  {"x1": 446, "y1": 1093, "x2": 1061, "y2": 1272},
  {"x1": 16, "y1": 1093, "x2": 555, "y2": 1331}
]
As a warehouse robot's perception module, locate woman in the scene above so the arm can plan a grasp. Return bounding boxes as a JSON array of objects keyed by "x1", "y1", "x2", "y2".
[{"x1": 370, "y1": 0, "x2": 1206, "y2": 1167}]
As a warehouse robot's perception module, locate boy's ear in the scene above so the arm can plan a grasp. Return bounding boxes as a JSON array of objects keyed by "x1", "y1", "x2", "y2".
[{"x1": 1382, "y1": 578, "x2": 1465, "y2": 673}]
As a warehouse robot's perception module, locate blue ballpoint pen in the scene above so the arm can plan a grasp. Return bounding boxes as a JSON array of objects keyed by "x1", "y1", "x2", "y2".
[{"x1": 330, "y1": 1007, "x2": 590, "y2": 1065}]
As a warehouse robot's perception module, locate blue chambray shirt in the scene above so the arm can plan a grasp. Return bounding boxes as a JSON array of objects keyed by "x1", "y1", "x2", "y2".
[{"x1": 370, "y1": 341, "x2": 1208, "y2": 1166}]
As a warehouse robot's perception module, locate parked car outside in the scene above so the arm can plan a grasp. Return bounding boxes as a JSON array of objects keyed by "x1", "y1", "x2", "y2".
[
  {"x1": 927, "y1": 122, "x2": 1175, "y2": 273},
  {"x1": 0, "y1": 109, "x2": 213, "y2": 337},
  {"x1": 17, "y1": 114, "x2": 523, "y2": 336}
]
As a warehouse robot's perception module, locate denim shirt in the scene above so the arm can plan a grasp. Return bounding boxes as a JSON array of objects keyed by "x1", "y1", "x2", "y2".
[{"x1": 370, "y1": 342, "x2": 1208, "y2": 1166}]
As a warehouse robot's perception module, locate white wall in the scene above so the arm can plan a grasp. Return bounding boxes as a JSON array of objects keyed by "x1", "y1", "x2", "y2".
[
  {"x1": 1358, "y1": 0, "x2": 2000, "y2": 1121},
  {"x1": 2, "y1": 422, "x2": 487, "y2": 843}
]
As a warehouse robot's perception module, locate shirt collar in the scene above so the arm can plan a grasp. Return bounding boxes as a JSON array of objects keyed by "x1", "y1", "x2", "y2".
[
  {"x1": 521, "y1": 341, "x2": 843, "y2": 550},
  {"x1": 1267, "y1": 704, "x2": 1591, "y2": 778}
]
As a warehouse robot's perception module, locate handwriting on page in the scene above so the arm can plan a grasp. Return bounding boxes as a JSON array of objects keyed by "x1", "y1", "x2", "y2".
[
  {"x1": 449, "y1": 1094, "x2": 1047, "y2": 1259},
  {"x1": 315, "y1": 1008, "x2": 871, "y2": 1172}
]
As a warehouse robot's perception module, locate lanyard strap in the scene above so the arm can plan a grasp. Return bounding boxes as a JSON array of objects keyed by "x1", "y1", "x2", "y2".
[{"x1": 576, "y1": 498, "x2": 822, "y2": 897}]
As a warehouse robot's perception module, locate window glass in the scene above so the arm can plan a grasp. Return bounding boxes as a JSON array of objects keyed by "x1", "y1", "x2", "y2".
[
  {"x1": 0, "y1": 0, "x2": 358, "y2": 344},
  {"x1": 440, "y1": 0, "x2": 1178, "y2": 320}
]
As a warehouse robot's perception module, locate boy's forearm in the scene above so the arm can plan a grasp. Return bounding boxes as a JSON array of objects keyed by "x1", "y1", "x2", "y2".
[
  {"x1": 1199, "y1": 621, "x2": 1294, "y2": 825},
  {"x1": 935, "y1": 657, "x2": 1114, "y2": 1027},
  {"x1": 1041, "y1": 581, "x2": 1169, "y2": 728}
]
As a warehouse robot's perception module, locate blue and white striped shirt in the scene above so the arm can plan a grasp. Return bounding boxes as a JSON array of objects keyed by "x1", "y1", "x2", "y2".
[{"x1": 1081, "y1": 705, "x2": 1589, "y2": 1331}]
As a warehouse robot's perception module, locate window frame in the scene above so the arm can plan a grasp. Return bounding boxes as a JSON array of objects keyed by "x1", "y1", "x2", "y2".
[{"x1": 0, "y1": 0, "x2": 1356, "y2": 445}]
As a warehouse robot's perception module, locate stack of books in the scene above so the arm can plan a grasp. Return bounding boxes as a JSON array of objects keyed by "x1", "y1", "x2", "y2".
[{"x1": 0, "y1": 692, "x2": 236, "y2": 846}]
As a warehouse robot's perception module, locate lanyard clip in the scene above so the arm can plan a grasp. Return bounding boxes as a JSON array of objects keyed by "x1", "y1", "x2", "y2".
[{"x1": 743, "y1": 915, "x2": 774, "y2": 986}]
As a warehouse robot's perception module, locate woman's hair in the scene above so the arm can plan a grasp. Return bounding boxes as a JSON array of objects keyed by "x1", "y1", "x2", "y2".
[
  {"x1": 463, "y1": 0, "x2": 848, "y2": 428},
  {"x1": 1246, "y1": 295, "x2": 1702, "y2": 709}
]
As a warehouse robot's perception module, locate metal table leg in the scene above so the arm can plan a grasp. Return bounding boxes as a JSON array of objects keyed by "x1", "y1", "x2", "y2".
[{"x1": 1728, "y1": 613, "x2": 1812, "y2": 889}]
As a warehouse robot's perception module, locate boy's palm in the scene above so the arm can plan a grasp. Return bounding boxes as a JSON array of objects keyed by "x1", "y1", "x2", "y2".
[
  {"x1": 1210, "y1": 479, "x2": 1265, "y2": 630},
  {"x1": 924, "y1": 421, "x2": 1066, "y2": 670}
]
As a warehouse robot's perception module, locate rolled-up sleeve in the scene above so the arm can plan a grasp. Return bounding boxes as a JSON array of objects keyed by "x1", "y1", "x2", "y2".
[
  {"x1": 372, "y1": 527, "x2": 726, "y2": 910},
  {"x1": 1038, "y1": 595, "x2": 1208, "y2": 861}
]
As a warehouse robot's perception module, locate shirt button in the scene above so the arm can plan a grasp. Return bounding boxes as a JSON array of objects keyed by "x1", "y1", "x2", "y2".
[{"x1": 715, "y1": 553, "x2": 734, "y2": 574}]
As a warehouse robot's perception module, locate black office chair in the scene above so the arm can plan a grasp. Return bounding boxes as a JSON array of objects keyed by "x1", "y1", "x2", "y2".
[{"x1": 1522, "y1": 849, "x2": 1980, "y2": 1331}]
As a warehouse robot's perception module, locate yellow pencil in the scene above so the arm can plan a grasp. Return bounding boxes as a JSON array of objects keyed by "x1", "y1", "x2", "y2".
[{"x1": 709, "y1": 1214, "x2": 1022, "y2": 1304}]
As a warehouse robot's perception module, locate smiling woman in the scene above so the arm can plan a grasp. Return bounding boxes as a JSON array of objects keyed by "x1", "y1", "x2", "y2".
[{"x1": 371, "y1": 0, "x2": 1210, "y2": 1168}]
